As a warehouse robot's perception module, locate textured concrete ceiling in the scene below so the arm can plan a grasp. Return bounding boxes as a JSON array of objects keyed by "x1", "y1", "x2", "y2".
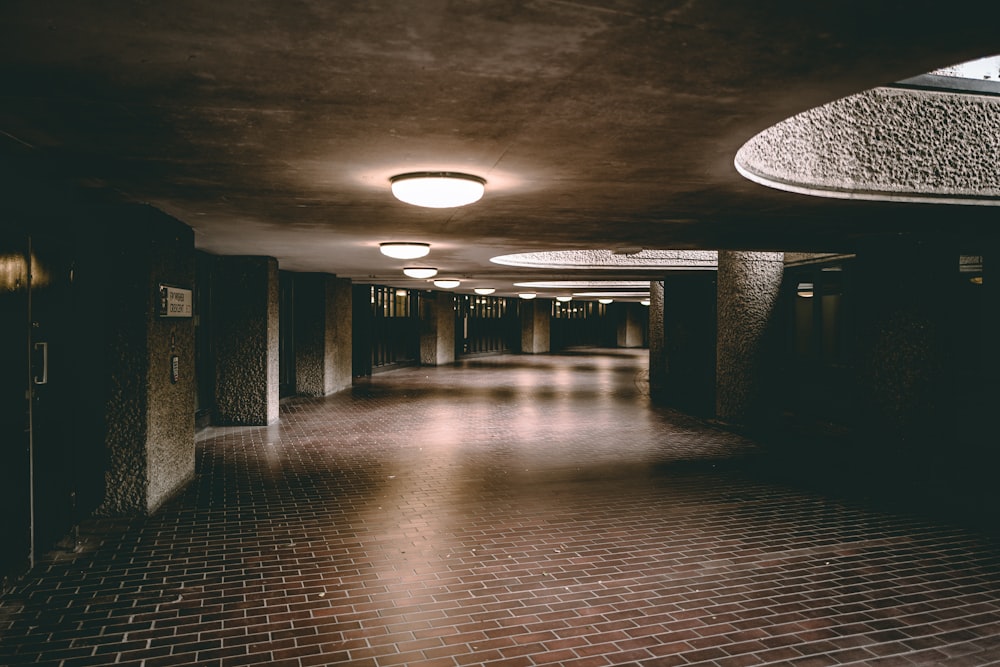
[{"x1": 1, "y1": 0, "x2": 998, "y2": 295}]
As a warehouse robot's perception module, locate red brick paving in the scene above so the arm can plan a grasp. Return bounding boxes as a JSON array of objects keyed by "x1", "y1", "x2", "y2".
[{"x1": 2, "y1": 349, "x2": 1000, "y2": 666}]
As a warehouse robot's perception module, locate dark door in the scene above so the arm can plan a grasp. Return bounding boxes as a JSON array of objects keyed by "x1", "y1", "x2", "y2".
[
  {"x1": 28, "y1": 233, "x2": 78, "y2": 554},
  {"x1": 0, "y1": 233, "x2": 31, "y2": 585},
  {"x1": 0, "y1": 230, "x2": 80, "y2": 584}
]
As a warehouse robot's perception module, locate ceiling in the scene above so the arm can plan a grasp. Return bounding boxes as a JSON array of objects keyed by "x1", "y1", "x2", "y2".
[{"x1": 2, "y1": 0, "x2": 998, "y2": 297}]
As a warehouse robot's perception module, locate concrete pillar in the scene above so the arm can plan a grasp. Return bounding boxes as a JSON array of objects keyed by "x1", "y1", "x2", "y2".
[
  {"x1": 294, "y1": 273, "x2": 353, "y2": 396},
  {"x1": 213, "y1": 256, "x2": 279, "y2": 425},
  {"x1": 520, "y1": 298, "x2": 551, "y2": 354},
  {"x1": 852, "y1": 237, "x2": 956, "y2": 454},
  {"x1": 616, "y1": 303, "x2": 646, "y2": 348},
  {"x1": 649, "y1": 280, "x2": 667, "y2": 393},
  {"x1": 420, "y1": 292, "x2": 456, "y2": 366},
  {"x1": 716, "y1": 251, "x2": 784, "y2": 425},
  {"x1": 103, "y1": 208, "x2": 196, "y2": 515}
]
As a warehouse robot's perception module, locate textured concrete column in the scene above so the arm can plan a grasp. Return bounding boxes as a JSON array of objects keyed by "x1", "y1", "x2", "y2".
[
  {"x1": 716, "y1": 251, "x2": 784, "y2": 424},
  {"x1": 294, "y1": 274, "x2": 353, "y2": 396},
  {"x1": 616, "y1": 303, "x2": 646, "y2": 348},
  {"x1": 520, "y1": 299, "x2": 551, "y2": 354},
  {"x1": 853, "y1": 238, "x2": 956, "y2": 451},
  {"x1": 420, "y1": 292, "x2": 456, "y2": 366},
  {"x1": 103, "y1": 208, "x2": 196, "y2": 515},
  {"x1": 649, "y1": 280, "x2": 667, "y2": 393},
  {"x1": 213, "y1": 256, "x2": 279, "y2": 425}
]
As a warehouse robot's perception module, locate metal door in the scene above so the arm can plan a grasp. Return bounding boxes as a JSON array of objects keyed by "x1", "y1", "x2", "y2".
[
  {"x1": 0, "y1": 230, "x2": 78, "y2": 586},
  {"x1": 0, "y1": 233, "x2": 31, "y2": 587}
]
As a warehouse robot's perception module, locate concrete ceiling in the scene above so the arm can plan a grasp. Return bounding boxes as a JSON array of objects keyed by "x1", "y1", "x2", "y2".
[{"x1": 2, "y1": 0, "x2": 998, "y2": 295}]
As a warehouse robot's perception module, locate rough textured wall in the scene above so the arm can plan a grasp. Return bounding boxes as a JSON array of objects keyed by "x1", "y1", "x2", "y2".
[
  {"x1": 737, "y1": 87, "x2": 1000, "y2": 202},
  {"x1": 648, "y1": 281, "x2": 666, "y2": 393},
  {"x1": 103, "y1": 208, "x2": 195, "y2": 515},
  {"x1": 716, "y1": 252, "x2": 784, "y2": 424},
  {"x1": 520, "y1": 299, "x2": 551, "y2": 354},
  {"x1": 103, "y1": 222, "x2": 150, "y2": 515},
  {"x1": 420, "y1": 292, "x2": 455, "y2": 366},
  {"x1": 144, "y1": 217, "x2": 196, "y2": 514},
  {"x1": 214, "y1": 256, "x2": 279, "y2": 425}
]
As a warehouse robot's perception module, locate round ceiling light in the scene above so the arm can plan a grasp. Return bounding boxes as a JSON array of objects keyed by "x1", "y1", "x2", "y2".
[
  {"x1": 474, "y1": 287, "x2": 496, "y2": 295},
  {"x1": 556, "y1": 296, "x2": 572, "y2": 302},
  {"x1": 518, "y1": 293, "x2": 537, "y2": 300},
  {"x1": 640, "y1": 299, "x2": 651, "y2": 306},
  {"x1": 433, "y1": 279, "x2": 461, "y2": 289},
  {"x1": 380, "y1": 242, "x2": 430, "y2": 259},
  {"x1": 390, "y1": 172, "x2": 486, "y2": 208},
  {"x1": 403, "y1": 267, "x2": 438, "y2": 279},
  {"x1": 599, "y1": 298, "x2": 614, "y2": 304}
]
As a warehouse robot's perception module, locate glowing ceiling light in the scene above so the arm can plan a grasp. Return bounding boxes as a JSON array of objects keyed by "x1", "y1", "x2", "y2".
[
  {"x1": 433, "y1": 279, "x2": 461, "y2": 289},
  {"x1": 390, "y1": 172, "x2": 486, "y2": 208},
  {"x1": 555, "y1": 296, "x2": 572, "y2": 302},
  {"x1": 518, "y1": 293, "x2": 537, "y2": 300},
  {"x1": 474, "y1": 287, "x2": 496, "y2": 295},
  {"x1": 380, "y1": 242, "x2": 430, "y2": 259},
  {"x1": 640, "y1": 299, "x2": 650, "y2": 306},
  {"x1": 403, "y1": 267, "x2": 437, "y2": 279},
  {"x1": 599, "y1": 298, "x2": 614, "y2": 304}
]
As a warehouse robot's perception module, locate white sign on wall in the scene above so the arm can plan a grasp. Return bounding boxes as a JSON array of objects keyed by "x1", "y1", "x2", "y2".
[{"x1": 159, "y1": 285, "x2": 193, "y2": 318}]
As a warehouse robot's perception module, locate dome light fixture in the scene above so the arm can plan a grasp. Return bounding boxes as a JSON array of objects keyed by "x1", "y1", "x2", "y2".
[
  {"x1": 403, "y1": 267, "x2": 438, "y2": 279},
  {"x1": 599, "y1": 298, "x2": 614, "y2": 304},
  {"x1": 640, "y1": 299, "x2": 651, "y2": 306},
  {"x1": 433, "y1": 279, "x2": 461, "y2": 289},
  {"x1": 474, "y1": 287, "x2": 496, "y2": 295},
  {"x1": 380, "y1": 242, "x2": 430, "y2": 259},
  {"x1": 556, "y1": 296, "x2": 572, "y2": 302},
  {"x1": 518, "y1": 292, "x2": 537, "y2": 300},
  {"x1": 390, "y1": 172, "x2": 486, "y2": 208}
]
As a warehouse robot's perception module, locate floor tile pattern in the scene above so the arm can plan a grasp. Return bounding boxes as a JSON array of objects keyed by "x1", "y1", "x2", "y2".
[{"x1": 2, "y1": 349, "x2": 1000, "y2": 666}]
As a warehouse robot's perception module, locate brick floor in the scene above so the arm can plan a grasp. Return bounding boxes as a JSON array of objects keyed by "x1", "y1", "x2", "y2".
[{"x1": 2, "y1": 349, "x2": 1000, "y2": 666}]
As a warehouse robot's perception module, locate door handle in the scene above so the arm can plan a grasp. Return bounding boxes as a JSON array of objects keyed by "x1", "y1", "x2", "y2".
[{"x1": 33, "y1": 341, "x2": 48, "y2": 385}]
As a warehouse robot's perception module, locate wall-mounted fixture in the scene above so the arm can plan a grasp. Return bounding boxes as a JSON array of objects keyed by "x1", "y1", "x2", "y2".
[
  {"x1": 518, "y1": 293, "x2": 537, "y2": 300},
  {"x1": 474, "y1": 287, "x2": 496, "y2": 295},
  {"x1": 555, "y1": 296, "x2": 572, "y2": 302},
  {"x1": 390, "y1": 172, "x2": 486, "y2": 208},
  {"x1": 640, "y1": 299, "x2": 650, "y2": 306},
  {"x1": 380, "y1": 242, "x2": 430, "y2": 259},
  {"x1": 403, "y1": 267, "x2": 438, "y2": 279},
  {"x1": 796, "y1": 282, "x2": 815, "y2": 298},
  {"x1": 433, "y1": 279, "x2": 461, "y2": 289}
]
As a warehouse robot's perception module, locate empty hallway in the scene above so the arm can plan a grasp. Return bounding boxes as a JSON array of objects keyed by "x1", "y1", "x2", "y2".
[{"x1": 2, "y1": 349, "x2": 1000, "y2": 667}]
